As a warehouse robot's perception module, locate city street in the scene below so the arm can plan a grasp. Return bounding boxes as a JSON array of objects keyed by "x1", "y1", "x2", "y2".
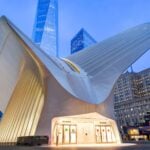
[{"x1": 0, "y1": 144, "x2": 150, "y2": 150}]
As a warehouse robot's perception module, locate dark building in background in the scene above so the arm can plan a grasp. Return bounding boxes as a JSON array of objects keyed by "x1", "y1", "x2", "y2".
[
  {"x1": 114, "y1": 68, "x2": 150, "y2": 136},
  {"x1": 71, "y1": 28, "x2": 96, "y2": 54},
  {"x1": 143, "y1": 112, "x2": 150, "y2": 126}
]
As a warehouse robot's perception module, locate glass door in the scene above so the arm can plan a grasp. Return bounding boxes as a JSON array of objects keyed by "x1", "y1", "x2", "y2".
[
  {"x1": 106, "y1": 126, "x2": 112, "y2": 142},
  {"x1": 101, "y1": 126, "x2": 107, "y2": 143},
  {"x1": 63, "y1": 125, "x2": 70, "y2": 144},
  {"x1": 70, "y1": 125, "x2": 77, "y2": 144},
  {"x1": 95, "y1": 125, "x2": 101, "y2": 143},
  {"x1": 57, "y1": 125, "x2": 63, "y2": 145}
]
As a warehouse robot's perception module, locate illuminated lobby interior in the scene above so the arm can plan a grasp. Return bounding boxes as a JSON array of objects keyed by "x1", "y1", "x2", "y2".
[
  {"x1": 0, "y1": 16, "x2": 150, "y2": 145},
  {"x1": 51, "y1": 113, "x2": 120, "y2": 145}
]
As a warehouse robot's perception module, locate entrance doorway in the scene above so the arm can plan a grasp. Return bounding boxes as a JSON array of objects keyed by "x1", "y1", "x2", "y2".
[
  {"x1": 51, "y1": 113, "x2": 120, "y2": 145},
  {"x1": 56, "y1": 124, "x2": 77, "y2": 145},
  {"x1": 95, "y1": 125, "x2": 116, "y2": 143}
]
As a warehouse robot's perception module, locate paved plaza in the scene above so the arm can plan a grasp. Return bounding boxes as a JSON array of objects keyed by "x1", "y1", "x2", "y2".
[{"x1": 0, "y1": 144, "x2": 150, "y2": 150}]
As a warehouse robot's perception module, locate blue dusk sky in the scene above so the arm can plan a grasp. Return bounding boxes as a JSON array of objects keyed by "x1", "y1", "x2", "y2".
[{"x1": 0, "y1": 0, "x2": 150, "y2": 72}]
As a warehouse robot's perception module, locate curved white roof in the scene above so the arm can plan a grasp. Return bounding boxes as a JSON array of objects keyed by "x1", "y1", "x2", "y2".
[{"x1": 1, "y1": 16, "x2": 150, "y2": 104}]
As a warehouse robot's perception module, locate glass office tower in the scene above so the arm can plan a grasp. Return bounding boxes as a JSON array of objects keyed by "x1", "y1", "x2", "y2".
[
  {"x1": 71, "y1": 28, "x2": 96, "y2": 54},
  {"x1": 32, "y1": 0, "x2": 58, "y2": 57}
]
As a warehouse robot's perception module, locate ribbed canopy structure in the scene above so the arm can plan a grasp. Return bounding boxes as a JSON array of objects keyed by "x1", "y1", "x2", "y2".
[
  {"x1": 0, "y1": 16, "x2": 150, "y2": 105},
  {"x1": 68, "y1": 23, "x2": 150, "y2": 103},
  {"x1": 68, "y1": 24, "x2": 150, "y2": 76}
]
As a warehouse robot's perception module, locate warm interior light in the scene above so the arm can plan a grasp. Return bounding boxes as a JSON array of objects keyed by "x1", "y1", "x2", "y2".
[
  {"x1": 51, "y1": 113, "x2": 121, "y2": 146},
  {"x1": 62, "y1": 58, "x2": 80, "y2": 73}
]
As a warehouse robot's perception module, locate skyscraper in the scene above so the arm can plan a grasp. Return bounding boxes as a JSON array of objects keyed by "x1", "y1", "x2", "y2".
[
  {"x1": 71, "y1": 28, "x2": 96, "y2": 54},
  {"x1": 32, "y1": 0, "x2": 58, "y2": 57}
]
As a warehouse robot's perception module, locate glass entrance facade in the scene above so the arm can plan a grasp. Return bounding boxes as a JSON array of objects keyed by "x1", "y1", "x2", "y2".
[
  {"x1": 55, "y1": 124, "x2": 77, "y2": 145},
  {"x1": 95, "y1": 125, "x2": 116, "y2": 143},
  {"x1": 52, "y1": 114, "x2": 117, "y2": 145}
]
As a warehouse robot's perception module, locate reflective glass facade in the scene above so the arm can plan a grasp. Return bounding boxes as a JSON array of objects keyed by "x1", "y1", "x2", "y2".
[
  {"x1": 71, "y1": 28, "x2": 96, "y2": 54},
  {"x1": 32, "y1": 0, "x2": 58, "y2": 57}
]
